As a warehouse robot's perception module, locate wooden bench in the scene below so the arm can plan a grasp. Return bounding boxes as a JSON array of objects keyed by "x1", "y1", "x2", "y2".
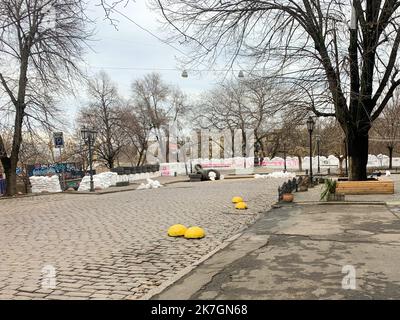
[{"x1": 336, "y1": 180, "x2": 394, "y2": 195}]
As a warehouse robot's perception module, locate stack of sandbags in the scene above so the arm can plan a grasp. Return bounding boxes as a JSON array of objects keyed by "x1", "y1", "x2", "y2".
[
  {"x1": 30, "y1": 176, "x2": 47, "y2": 193},
  {"x1": 30, "y1": 175, "x2": 62, "y2": 193},
  {"x1": 78, "y1": 176, "x2": 94, "y2": 191},
  {"x1": 128, "y1": 174, "x2": 136, "y2": 183},
  {"x1": 97, "y1": 172, "x2": 118, "y2": 188},
  {"x1": 150, "y1": 171, "x2": 161, "y2": 178},
  {"x1": 116, "y1": 174, "x2": 129, "y2": 184},
  {"x1": 128, "y1": 173, "x2": 143, "y2": 183},
  {"x1": 254, "y1": 171, "x2": 296, "y2": 179},
  {"x1": 77, "y1": 170, "x2": 162, "y2": 191},
  {"x1": 78, "y1": 174, "x2": 108, "y2": 191},
  {"x1": 128, "y1": 171, "x2": 161, "y2": 183},
  {"x1": 137, "y1": 178, "x2": 163, "y2": 190}
]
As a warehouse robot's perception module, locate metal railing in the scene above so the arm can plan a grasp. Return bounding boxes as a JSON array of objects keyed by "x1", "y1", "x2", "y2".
[
  {"x1": 277, "y1": 177, "x2": 302, "y2": 202},
  {"x1": 111, "y1": 164, "x2": 160, "y2": 175}
]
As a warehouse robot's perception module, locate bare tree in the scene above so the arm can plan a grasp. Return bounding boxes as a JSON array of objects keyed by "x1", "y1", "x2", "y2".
[
  {"x1": 78, "y1": 72, "x2": 124, "y2": 169},
  {"x1": 132, "y1": 73, "x2": 169, "y2": 156},
  {"x1": 194, "y1": 81, "x2": 248, "y2": 157},
  {"x1": 194, "y1": 78, "x2": 283, "y2": 157},
  {"x1": 319, "y1": 119, "x2": 347, "y2": 175},
  {"x1": 284, "y1": 126, "x2": 310, "y2": 172},
  {"x1": 118, "y1": 91, "x2": 188, "y2": 166},
  {"x1": 168, "y1": 87, "x2": 189, "y2": 162},
  {"x1": 118, "y1": 104, "x2": 153, "y2": 166},
  {"x1": 0, "y1": 0, "x2": 92, "y2": 195},
  {"x1": 371, "y1": 90, "x2": 400, "y2": 168},
  {"x1": 154, "y1": 0, "x2": 400, "y2": 181}
]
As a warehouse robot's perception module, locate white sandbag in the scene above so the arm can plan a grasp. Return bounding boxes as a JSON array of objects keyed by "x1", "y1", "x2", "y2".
[
  {"x1": 78, "y1": 174, "x2": 109, "y2": 191},
  {"x1": 254, "y1": 171, "x2": 296, "y2": 179},
  {"x1": 209, "y1": 171, "x2": 217, "y2": 181},
  {"x1": 30, "y1": 175, "x2": 61, "y2": 193},
  {"x1": 136, "y1": 183, "x2": 147, "y2": 190},
  {"x1": 136, "y1": 178, "x2": 163, "y2": 190}
]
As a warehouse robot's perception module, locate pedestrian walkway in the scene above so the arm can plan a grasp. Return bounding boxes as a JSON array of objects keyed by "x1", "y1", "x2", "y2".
[{"x1": 153, "y1": 202, "x2": 400, "y2": 299}]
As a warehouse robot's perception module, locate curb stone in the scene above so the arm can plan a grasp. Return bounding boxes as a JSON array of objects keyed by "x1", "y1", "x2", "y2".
[{"x1": 140, "y1": 232, "x2": 243, "y2": 300}]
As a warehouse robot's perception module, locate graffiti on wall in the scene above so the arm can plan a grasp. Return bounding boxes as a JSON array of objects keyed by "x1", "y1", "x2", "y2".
[{"x1": 26, "y1": 163, "x2": 83, "y2": 179}]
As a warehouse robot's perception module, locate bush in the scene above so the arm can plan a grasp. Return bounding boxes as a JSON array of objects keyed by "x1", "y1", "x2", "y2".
[{"x1": 320, "y1": 179, "x2": 337, "y2": 201}]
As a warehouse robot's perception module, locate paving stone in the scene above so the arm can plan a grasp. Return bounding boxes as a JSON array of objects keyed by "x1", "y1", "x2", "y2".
[
  {"x1": 17, "y1": 287, "x2": 40, "y2": 293},
  {"x1": 63, "y1": 291, "x2": 92, "y2": 298},
  {"x1": 0, "y1": 178, "x2": 283, "y2": 299}
]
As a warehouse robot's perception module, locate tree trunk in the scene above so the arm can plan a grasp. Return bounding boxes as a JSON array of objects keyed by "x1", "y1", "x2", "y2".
[
  {"x1": 137, "y1": 149, "x2": 144, "y2": 166},
  {"x1": 231, "y1": 129, "x2": 235, "y2": 157},
  {"x1": 108, "y1": 158, "x2": 114, "y2": 169},
  {"x1": 388, "y1": 146, "x2": 393, "y2": 170},
  {"x1": 348, "y1": 132, "x2": 369, "y2": 181},
  {"x1": 297, "y1": 156, "x2": 302, "y2": 172},
  {"x1": 2, "y1": 51, "x2": 29, "y2": 196},
  {"x1": 5, "y1": 105, "x2": 24, "y2": 196},
  {"x1": 338, "y1": 156, "x2": 344, "y2": 176},
  {"x1": 241, "y1": 127, "x2": 247, "y2": 158},
  {"x1": 166, "y1": 128, "x2": 170, "y2": 163}
]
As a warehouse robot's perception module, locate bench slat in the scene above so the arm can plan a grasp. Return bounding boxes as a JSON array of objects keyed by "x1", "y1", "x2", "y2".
[{"x1": 336, "y1": 181, "x2": 394, "y2": 195}]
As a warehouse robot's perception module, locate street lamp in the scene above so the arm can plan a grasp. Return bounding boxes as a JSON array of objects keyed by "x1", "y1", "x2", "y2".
[
  {"x1": 316, "y1": 135, "x2": 321, "y2": 174},
  {"x1": 181, "y1": 70, "x2": 188, "y2": 78},
  {"x1": 306, "y1": 116, "x2": 315, "y2": 185},
  {"x1": 81, "y1": 126, "x2": 97, "y2": 192},
  {"x1": 344, "y1": 137, "x2": 348, "y2": 177},
  {"x1": 283, "y1": 142, "x2": 287, "y2": 173}
]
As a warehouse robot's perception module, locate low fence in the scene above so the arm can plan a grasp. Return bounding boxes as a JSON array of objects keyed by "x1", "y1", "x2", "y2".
[
  {"x1": 111, "y1": 165, "x2": 160, "y2": 175},
  {"x1": 277, "y1": 177, "x2": 302, "y2": 202},
  {"x1": 160, "y1": 155, "x2": 400, "y2": 176}
]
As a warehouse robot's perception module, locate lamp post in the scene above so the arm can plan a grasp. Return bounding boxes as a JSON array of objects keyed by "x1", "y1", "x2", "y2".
[
  {"x1": 344, "y1": 138, "x2": 348, "y2": 177},
  {"x1": 81, "y1": 127, "x2": 98, "y2": 192},
  {"x1": 283, "y1": 142, "x2": 287, "y2": 173},
  {"x1": 316, "y1": 135, "x2": 321, "y2": 174},
  {"x1": 307, "y1": 116, "x2": 315, "y2": 185}
]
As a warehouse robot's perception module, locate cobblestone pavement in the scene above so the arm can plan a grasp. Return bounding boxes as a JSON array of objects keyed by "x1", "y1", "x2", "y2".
[{"x1": 0, "y1": 178, "x2": 284, "y2": 299}]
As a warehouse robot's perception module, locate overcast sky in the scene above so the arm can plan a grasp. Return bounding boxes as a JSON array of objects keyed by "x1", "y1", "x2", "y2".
[
  {"x1": 63, "y1": 0, "x2": 232, "y2": 126},
  {"x1": 86, "y1": 1, "x2": 216, "y2": 94}
]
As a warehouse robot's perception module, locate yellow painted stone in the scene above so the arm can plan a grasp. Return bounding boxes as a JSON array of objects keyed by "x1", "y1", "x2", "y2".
[
  {"x1": 168, "y1": 224, "x2": 187, "y2": 237},
  {"x1": 184, "y1": 226, "x2": 205, "y2": 239},
  {"x1": 232, "y1": 196, "x2": 244, "y2": 203},
  {"x1": 235, "y1": 201, "x2": 248, "y2": 210}
]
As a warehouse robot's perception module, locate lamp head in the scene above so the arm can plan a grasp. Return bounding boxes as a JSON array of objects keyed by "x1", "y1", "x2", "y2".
[{"x1": 307, "y1": 116, "x2": 315, "y2": 132}]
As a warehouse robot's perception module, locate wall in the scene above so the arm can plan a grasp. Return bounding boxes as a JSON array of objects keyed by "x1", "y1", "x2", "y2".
[{"x1": 160, "y1": 154, "x2": 399, "y2": 176}]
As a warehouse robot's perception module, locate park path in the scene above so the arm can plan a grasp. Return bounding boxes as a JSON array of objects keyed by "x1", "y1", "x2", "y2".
[
  {"x1": 0, "y1": 177, "x2": 283, "y2": 299},
  {"x1": 155, "y1": 201, "x2": 400, "y2": 299}
]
